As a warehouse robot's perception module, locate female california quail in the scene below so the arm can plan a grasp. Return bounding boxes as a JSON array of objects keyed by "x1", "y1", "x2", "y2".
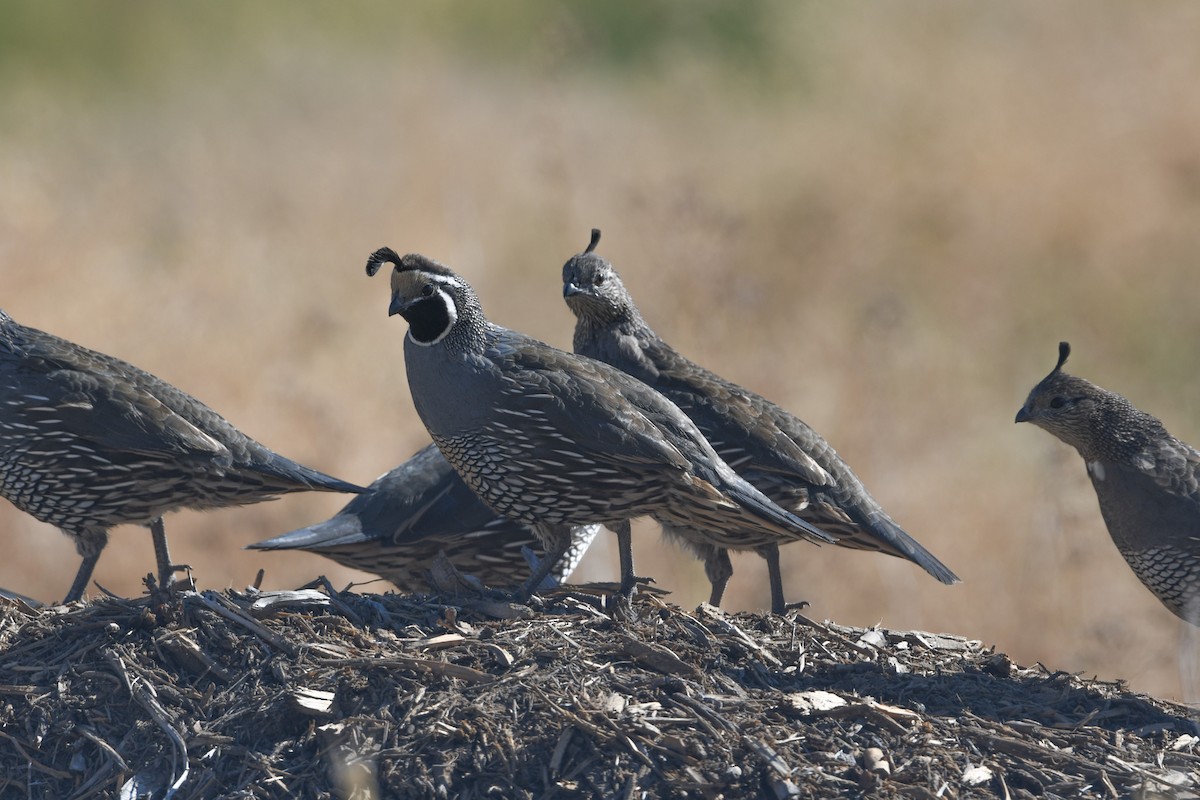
[
  {"x1": 365, "y1": 247, "x2": 837, "y2": 601},
  {"x1": 0, "y1": 309, "x2": 364, "y2": 603},
  {"x1": 562, "y1": 230, "x2": 959, "y2": 613},
  {"x1": 250, "y1": 443, "x2": 600, "y2": 592},
  {"x1": 1017, "y1": 342, "x2": 1200, "y2": 624}
]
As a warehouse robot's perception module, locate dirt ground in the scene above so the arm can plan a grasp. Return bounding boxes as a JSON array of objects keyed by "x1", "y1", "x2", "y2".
[{"x1": 0, "y1": 580, "x2": 1196, "y2": 799}]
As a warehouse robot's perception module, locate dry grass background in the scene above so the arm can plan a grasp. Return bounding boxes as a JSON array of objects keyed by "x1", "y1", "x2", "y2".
[{"x1": 3, "y1": 2, "x2": 1200, "y2": 700}]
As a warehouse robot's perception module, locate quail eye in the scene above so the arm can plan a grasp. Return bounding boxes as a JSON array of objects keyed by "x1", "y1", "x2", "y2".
[
  {"x1": 594, "y1": 272, "x2": 607, "y2": 286},
  {"x1": 421, "y1": 284, "x2": 435, "y2": 297},
  {"x1": 1049, "y1": 397, "x2": 1065, "y2": 409}
]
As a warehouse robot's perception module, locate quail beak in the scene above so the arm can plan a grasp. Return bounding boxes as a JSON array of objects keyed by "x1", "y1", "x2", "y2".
[
  {"x1": 1014, "y1": 406, "x2": 1032, "y2": 424},
  {"x1": 563, "y1": 282, "x2": 583, "y2": 298},
  {"x1": 388, "y1": 292, "x2": 411, "y2": 317}
]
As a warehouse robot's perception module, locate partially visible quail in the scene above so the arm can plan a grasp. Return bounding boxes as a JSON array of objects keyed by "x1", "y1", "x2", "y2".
[
  {"x1": 1017, "y1": 342, "x2": 1200, "y2": 623},
  {"x1": 365, "y1": 247, "x2": 837, "y2": 602},
  {"x1": 0, "y1": 309, "x2": 365, "y2": 603},
  {"x1": 249, "y1": 442, "x2": 600, "y2": 592},
  {"x1": 563, "y1": 230, "x2": 959, "y2": 612}
]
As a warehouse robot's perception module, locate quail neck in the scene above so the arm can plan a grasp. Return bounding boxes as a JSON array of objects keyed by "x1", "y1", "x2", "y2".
[
  {"x1": 366, "y1": 245, "x2": 834, "y2": 542},
  {"x1": 1017, "y1": 342, "x2": 1200, "y2": 621},
  {"x1": 559, "y1": 230, "x2": 961, "y2": 613},
  {"x1": 387, "y1": 253, "x2": 488, "y2": 350},
  {"x1": 392, "y1": 265, "x2": 705, "y2": 481},
  {"x1": 563, "y1": 243, "x2": 834, "y2": 488},
  {"x1": 1016, "y1": 343, "x2": 1192, "y2": 506},
  {"x1": 563, "y1": 249, "x2": 663, "y2": 385},
  {"x1": 380, "y1": 254, "x2": 503, "y2": 437},
  {"x1": 382, "y1": 250, "x2": 693, "y2": 467},
  {"x1": 1016, "y1": 346, "x2": 1167, "y2": 465}
]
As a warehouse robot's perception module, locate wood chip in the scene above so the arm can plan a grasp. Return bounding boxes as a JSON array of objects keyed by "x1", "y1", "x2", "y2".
[
  {"x1": 0, "y1": 588, "x2": 1195, "y2": 798},
  {"x1": 288, "y1": 687, "x2": 336, "y2": 717},
  {"x1": 961, "y1": 764, "x2": 994, "y2": 786},
  {"x1": 781, "y1": 690, "x2": 847, "y2": 716},
  {"x1": 863, "y1": 747, "x2": 890, "y2": 775},
  {"x1": 617, "y1": 633, "x2": 697, "y2": 676},
  {"x1": 247, "y1": 589, "x2": 332, "y2": 616}
]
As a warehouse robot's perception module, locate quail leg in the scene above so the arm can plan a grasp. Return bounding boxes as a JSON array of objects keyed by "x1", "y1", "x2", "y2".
[
  {"x1": 611, "y1": 520, "x2": 658, "y2": 618},
  {"x1": 64, "y1": 551, "x2": 101, "y2": 604},
  {"x1": 704, "y1": 547, "x2": 734, "y2": 608},
  {"x1": 149, "y1": 518, "x2": 190, "y2": 594},
  {"x1": 521, "y1": 545, "x2": 572, "y2": 591},
  {"x1": 610, "y1": 520, "x2": 642, "y2": 618},
  {"x1": 63, "y1": 529, "x2": 108, "y2": 604},
  {"x1": 616, "y1": 519, "x2": 661, "y2": 600},
  {"x1": 763, "y1": 544, "x2": 787, "y2": 614},
  {"x1": 760, "y1": 544, "x2": 807, "y2": 614},
  {"x1": 519, "y1": 524, "x2": 570, "y2": 600},
  {"x1": 429, "y1": 550, "x2": 486, "y2": 594}
]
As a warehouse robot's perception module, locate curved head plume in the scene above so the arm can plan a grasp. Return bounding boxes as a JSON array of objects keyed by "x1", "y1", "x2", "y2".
[
  {"x1": 1048, "y1": 341, "x2": 1071, "y2": 380},
  {"x1": 366, "y1": 247, "x2": 401, "y2": 277},
  {"x1": 585, "y1": 228, "x2": 601, "y2": 254},
  {"x1": 366, "y1": 248, "x2": 461, "y2": 282},
  {"x1": 1016, "y1": 339, "x2": 1155, "y2": 458}
]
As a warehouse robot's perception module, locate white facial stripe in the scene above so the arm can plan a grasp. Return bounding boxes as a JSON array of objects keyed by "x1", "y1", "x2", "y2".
[
  {"x1": 431, "y1": 289, "x2": 458, "y2": 341},
  {"x1": 428, "y1": 273, "x2": 465, "y2": 290},
  {"x1": 1087, "y1": 460, "x2": 1106, "y2": 481}
]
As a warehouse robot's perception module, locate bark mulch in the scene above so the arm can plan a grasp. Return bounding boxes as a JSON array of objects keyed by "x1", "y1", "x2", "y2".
[{"x1": 0, "y1": 583, "x2": 1196, "y2": 799}]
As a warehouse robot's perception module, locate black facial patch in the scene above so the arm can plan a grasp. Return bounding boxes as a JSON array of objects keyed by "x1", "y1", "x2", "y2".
[{"x1": 402, "y1": 294, "x2": 453, "y2": 344}]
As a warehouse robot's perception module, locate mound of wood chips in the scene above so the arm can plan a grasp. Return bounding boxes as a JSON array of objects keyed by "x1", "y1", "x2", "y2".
[{"x1": 0, "y1": 583, "x2": 1197, "y2": 799}]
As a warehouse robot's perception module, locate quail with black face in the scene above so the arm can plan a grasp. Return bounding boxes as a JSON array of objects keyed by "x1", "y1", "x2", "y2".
[
  {"x1": 1017, "y1": 342, "x2": 1200, "y2": 623},
  {"x1": 250, "y1": 443, "x2": 600, "y2": 592},
  {"x1": 366, "y1": 247, "x2": 836, "y2": 601},
  {"x1": 0, "y1": 309, "x2": 364, "y2": 603},
  {"x1": 562, "y1": 230, "x2": 958, "y2": 612}
]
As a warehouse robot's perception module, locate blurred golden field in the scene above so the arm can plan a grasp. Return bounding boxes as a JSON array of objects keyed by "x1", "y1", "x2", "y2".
[{"x1": 3, "y1": 2, "x2": 1200, "y2": 700}]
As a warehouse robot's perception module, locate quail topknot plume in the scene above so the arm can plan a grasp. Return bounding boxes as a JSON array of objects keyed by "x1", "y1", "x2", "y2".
[
  {"x1": 562, "y1": 229, "x2": 958, "y2": 612},
  {"x1": 250, "y1": 443, "x2": 600, "y2": 592},
  {"x1": 1017, "y1": 341, "x2": 1200, "y2": 623},
  {"x1": 365, "y1": 246, "x2": 836, "y2": 604},
  {"x1": 0, "y1": 309, "x2": 364, "y2": 603}
]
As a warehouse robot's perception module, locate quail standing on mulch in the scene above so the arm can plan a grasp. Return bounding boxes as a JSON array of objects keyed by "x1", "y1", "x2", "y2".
[
  {"x1": 1017, "y1": 342, "x2": 1200, "y2": 623},
  {"x1": 0, "y1": 309, "x2": 364, "y2": 603},
  {"x1": 563, "y1": 230, "x2": 958, "y2": 612},
  {"x1": 366, "y1": 247, "x2": 836, "y2": 603},
  {"x1": 250, "y1": 442, "x2": 599, "y2": 592}
]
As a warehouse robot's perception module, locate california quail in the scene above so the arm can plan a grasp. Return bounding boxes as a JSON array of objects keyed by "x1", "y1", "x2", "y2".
[
  {"x1": 0, "y1": 309, "x2": 365, "y2": 603},
  {"x1": 365, "y1": 247, "x2": 837, "y2": 601},
  {"x1": 563, "y1": 230, "x2": 959, "y2": 612},
  {"x1": 249, "y1": 443, "x2": 600, "y2": 592},
  {"x1": 1017, "y1": 342, "x2": 1200, "y2": 624}
]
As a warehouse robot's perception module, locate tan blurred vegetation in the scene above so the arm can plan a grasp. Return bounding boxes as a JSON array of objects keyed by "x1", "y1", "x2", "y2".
[{"x1": 3, "y1": 2, "x2": 1200, "y2": 699}]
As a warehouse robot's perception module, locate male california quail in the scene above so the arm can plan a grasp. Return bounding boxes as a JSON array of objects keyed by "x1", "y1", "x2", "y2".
[
  {"x1": 249, "y1": 443, "x2": 600, "y2": 592},
  {"x1": 0, "y1": 309, "x2": 365, "y2": 603},
  {"x1": 1017, "y1": 342, "x2": 1200, "y2": 623},
  {"x1": 365, "y1": 247, "x2": 837, "y2": 601},
  {"x1": 562, "y1": 230, "x2": 958, "y2": 612}
]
